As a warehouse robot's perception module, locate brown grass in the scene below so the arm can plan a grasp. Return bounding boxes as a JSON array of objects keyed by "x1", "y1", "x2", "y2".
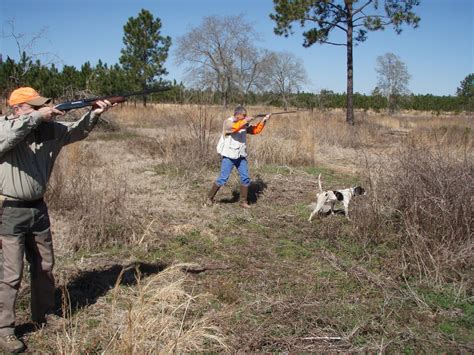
[
  {"x1": 372, "y1": 139, "x2": 472, "y2": 283},
  {"x1": 46, "y1": 143, "x2": 137, "y2": 251},
  {"x1": 51, "y1": 264, "x2": 227, "y2": 353},
  {"x1": 29, "y1": 104, "x2": 473, "y2": 352}
]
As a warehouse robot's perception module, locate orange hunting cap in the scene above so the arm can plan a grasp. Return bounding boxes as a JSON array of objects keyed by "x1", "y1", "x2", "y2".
[{"x1": 8, "y1": 87, "x2": 51, "y2": 106}]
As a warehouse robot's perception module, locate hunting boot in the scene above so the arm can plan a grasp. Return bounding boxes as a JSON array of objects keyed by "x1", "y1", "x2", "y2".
[
  {"x1": 240, "y1": 185, "x2": 250, "y2": 208},
  {"x1": 206, "y1": 183, "x2": 220, "y2": 206}
]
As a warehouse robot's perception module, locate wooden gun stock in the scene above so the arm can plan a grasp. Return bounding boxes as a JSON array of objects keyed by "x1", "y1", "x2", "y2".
[{"x1": 89, "y1": 96, "x2": 127, "y2": 109}]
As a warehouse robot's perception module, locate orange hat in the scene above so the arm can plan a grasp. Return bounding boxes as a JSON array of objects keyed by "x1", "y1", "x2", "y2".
[{"x1": 8, "y1": 87, "x2": 51, "y2": 106}]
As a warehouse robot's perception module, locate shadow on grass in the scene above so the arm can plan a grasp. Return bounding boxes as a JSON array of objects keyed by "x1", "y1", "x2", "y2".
[
  {"x1": 307, "y1": 205, "x2": 347, "y2": 220},
  {"x1": 321, "y1": 208, "x2": 346, "y2": 216},
  {"x1": 16, "y1": 261, "x2": 166, "y2": 337},
  {"x1": 219, "y1": 176, "x2": 268, "y2": 205}
]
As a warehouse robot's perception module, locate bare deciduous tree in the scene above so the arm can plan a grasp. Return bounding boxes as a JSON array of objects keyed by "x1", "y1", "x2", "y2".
[
  {"x1": 174, "y1": 15, "x2": 260, "y2": 106},
  {"x1": 1, "y1": 20, "x2": 61, "y2": 85},
  {"x1": 261, "y1": 51, "x2": 308, "y2": 109},
  {"x1": 375, "y1": 52, "x2": 411, "y2": 113},
  {"x1": 233, "y1": 46, "x2": 266, "y2": 98}
]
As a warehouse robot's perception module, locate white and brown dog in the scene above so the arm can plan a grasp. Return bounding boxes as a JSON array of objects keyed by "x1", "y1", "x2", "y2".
[{"x1": 308, "y1": 174, "x2": 366, "y2": 221}]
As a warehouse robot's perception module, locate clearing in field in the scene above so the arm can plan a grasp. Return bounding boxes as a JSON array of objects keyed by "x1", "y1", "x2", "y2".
[{"x1": 12, "y1": 105, "x2": 473, "y2": 352}]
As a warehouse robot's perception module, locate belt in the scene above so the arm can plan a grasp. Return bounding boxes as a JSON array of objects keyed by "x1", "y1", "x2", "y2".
[{"x1": 1, "y1": 198, "x2": 44, "y2": 208}]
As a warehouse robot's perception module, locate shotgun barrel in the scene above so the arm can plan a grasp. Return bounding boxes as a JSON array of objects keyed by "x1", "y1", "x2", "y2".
[
  {"x1": 255, "y1": 110, "x2": 310, "y2": 118},
  {"x1": 54, "y1": 87, "x2": 171, "y2": 112}
]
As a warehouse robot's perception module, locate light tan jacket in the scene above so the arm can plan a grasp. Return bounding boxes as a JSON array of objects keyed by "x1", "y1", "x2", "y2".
[{"x1": 0, "y1": 110, "x2": 99, "y2": 200}]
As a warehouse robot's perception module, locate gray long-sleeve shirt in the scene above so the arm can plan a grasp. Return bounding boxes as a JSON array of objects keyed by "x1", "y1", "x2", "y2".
[{"x1": 0, "y1": 110, "x2": 99, "y2": 201}]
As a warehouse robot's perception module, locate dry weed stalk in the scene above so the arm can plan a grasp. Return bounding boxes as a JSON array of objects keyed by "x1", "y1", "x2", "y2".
[
  {"x1": 107, "y1": 265, "x2": 227, "y2": 353},
  {"x1": 181, "y1": 104, "x2": 216, "y2": 159},
  {"x1": 52, "y1": 286, "x2": 87, "y2": 354},
  {"x1": 52, "y1": 265, "x2": 226, "y2": 353},
  {"x1": 47, "y1": 144, "x2": 137, "y2": 250},
  {"x1": 370, "y1": 137, "x2": 472, "y2": 283},
  {"x1": 250, "y1": 110, "x2": 393, "y2": 166}
]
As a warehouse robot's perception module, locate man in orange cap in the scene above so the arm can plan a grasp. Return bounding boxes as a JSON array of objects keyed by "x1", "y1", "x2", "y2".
[
  {"x1": 7, "y1": 86, "x2": 53, "y2": 107},
  {"x1": 0, "y1": 87, "x2": 114, "y2": 352}
]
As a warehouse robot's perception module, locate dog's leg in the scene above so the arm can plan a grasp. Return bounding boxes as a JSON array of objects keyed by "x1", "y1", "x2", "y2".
[
  {"x1": 308, "y1": 209, "x2": 317, "y2": 222},
  {"x1": 308, "y1": 202, "x2": 325, "y2": 221},
  {"x1": 308, "y1": 194, "x2": 327, "y2": 222},
  {"x1": 343, "y1": 199, "x2": 351, "y2": 220},
  {"x1": 308, "y1": 203, "x2": 323, "y2": 222}
]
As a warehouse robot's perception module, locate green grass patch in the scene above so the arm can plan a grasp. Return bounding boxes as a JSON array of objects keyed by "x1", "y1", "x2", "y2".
[
  {"x1": 419, "y1": 286, "x2": 473, "y2": 319},
  {"x1": 404, "y1": 285, "x2": 474, "y2": 343},
  {"x1": 86, "y1": 318, "x2": 101, "y2": 328},
  {"x1": 220, "y1": 235, "x2": 246, "y2": 247},
  {"x1": 303, "y1": 166, "x2": 359, "y2": 185},
  {"x1": 439, "y1": 321, "x2": 457, "y2": 336},
  {"x1": 294, "y1": 202, "x2": 312, "y2": 219},
  {"x1": 274, "y1": 239, "x2": 312, "y2": 260},
  {"x1": 257, "y1": 164, "x2": 296, "y2": 175},
  {"x1": 149, "y1": 229, "x2": 222, "y2": 263}
]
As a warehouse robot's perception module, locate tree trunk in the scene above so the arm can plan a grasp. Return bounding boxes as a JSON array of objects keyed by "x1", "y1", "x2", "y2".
[
  {"x1": 142, "y1": 82, "x2": 148, "y2": 107},
  {"x1": 283, "y1": 93, "x2": 288, "y2": 110},
  {"x1": 217, "y1": 73, "x2": 227, "y2": 108},
  {"x1": 225, "y1": 75, "x2": 232, "y2": 108},
  {"x1": 223, "y1": 89, "x2": 228, "y2": 108},
  {"x1": 345, "y1": 2, "x2": 354, "y2": 125}
]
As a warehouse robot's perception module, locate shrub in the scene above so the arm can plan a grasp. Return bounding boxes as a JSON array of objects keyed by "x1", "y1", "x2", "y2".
[
  {"x1": 46, "y1": 144, "x2": 136, "y2": 251},
  {"x1": 372, "y1": 139, "x2": 473, "y2": 283}
]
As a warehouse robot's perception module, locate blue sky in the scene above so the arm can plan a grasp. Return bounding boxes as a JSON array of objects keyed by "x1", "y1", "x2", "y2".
[{"x1": 1, "y1": 0, "x2": 472, "y2": 96}]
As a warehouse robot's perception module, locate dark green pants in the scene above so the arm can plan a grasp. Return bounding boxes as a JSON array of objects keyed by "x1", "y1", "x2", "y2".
[{"x1": 0, "y1": 201, "x2": 55, "y2": 336}]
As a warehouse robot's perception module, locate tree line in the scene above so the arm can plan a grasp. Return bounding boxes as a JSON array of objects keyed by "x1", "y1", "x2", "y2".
[
  {"x1": 1, "y1": 6, "x2": 472, "y2": 114},
  {"x1": 1, "y1": 54, "x2": 471, "y2": 113}
]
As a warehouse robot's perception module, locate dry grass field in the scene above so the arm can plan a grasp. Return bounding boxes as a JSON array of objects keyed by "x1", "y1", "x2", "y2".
[{"x1": 12, "y1": 104, "x2": 473, "y2": 352}]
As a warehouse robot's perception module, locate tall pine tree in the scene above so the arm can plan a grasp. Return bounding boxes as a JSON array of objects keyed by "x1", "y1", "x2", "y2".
[
  {"x1": 271, "y1": 0, "x2": 420, "y2": 124},
  {"x1": 120, "y1": 9, "x2": 171, "y2": 106}
]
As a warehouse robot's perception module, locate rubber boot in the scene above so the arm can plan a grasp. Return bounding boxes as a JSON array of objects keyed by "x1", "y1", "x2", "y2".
[
  {"x1": 240, "y1": 185, "x2": 250, "y2": 208},
  {"x1": 206, "y1": 183, "x2": 220, "y2": 206}
]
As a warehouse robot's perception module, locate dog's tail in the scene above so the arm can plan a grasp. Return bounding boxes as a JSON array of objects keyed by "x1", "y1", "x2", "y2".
[{"x1": 318, "y1": 173, "x2": 323, "y2": 192}]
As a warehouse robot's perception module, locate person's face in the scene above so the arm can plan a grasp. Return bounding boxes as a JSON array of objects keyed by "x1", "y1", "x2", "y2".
[
  {"x1": 234, "y1": 112, "x2": 246, "y2": 120},
  {"x1": 12, "y1": 103, "x2": 41, "y2": 118}
]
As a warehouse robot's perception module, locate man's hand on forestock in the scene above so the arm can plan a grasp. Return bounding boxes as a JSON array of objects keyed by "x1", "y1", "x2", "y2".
[
  {"x1": 92, "y1": 100, "x2": 115, "y2": 116},
  {"x1": 262, "y1": 113, "x2": 272, "y2": 122}
]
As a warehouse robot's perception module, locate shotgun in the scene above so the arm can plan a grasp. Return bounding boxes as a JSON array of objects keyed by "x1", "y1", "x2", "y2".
[
  {"x1": 54, "y1": 87, "x2": 171, "y2": 112},
  {"x1": 254, "y1": 110, "x2": 310, "y2": 118}
]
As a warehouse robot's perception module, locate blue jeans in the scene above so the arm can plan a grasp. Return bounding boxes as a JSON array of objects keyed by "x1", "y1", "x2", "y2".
[{"x1": 216, "y1": 157, "x2": 250, "y2": 186}]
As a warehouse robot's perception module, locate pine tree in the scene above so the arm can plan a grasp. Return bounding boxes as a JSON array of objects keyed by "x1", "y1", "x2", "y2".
[
  {"x1": 119, "y1": 9, "x2": 171, "y2": 106},
  {"x1": 456, "y1": 73, "x2": 474, "y2": 111},
  {"x1": 271, "y1": 0, "x2": 420, "y2": 124}
]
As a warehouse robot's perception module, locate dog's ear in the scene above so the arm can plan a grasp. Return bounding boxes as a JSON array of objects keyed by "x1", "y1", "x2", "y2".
[{"x1": 354, "y1": 186, "x2": 366, "y2": 195}]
